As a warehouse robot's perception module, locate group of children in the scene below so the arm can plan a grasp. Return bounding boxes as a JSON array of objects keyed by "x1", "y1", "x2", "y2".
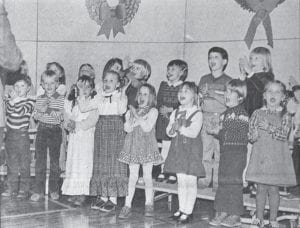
[{"x1": 1, "y1": 46, "x2": 299, "y2": 228}]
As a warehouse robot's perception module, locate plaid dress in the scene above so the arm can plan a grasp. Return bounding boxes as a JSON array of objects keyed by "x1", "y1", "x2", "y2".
[{"x1": 90, "y1": 115, "x2": 128, "y2": 197}]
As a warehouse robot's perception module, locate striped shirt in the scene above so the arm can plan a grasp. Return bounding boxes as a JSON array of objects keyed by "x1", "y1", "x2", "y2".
[
  {"x1": 33, "y1": 92, "x2": 64, "y2": 125},
  {"x1": 5, "y1": 96, "x2": 35, "y2": 130}
]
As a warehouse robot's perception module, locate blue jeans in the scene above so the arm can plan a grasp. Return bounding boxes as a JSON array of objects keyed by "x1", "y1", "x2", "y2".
[
  {"x1": 5, "y1": 127, "x2": 31, "y2": 192},
  {"x1": 33, "y1": 123, "x2": 62, "y2": 194}
]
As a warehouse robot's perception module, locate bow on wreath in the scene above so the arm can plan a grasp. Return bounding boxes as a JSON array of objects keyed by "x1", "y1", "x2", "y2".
[{"x1": 235, "y1": 0, "x2": 286, "y2": 49}]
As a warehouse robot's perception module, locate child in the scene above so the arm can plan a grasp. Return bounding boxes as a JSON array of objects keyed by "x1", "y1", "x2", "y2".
[
  {"x1": 164, "y1": 82, "x2": 205, "y2": 224},
  {"x1": 239, "y1": 47, "x2": 274, "y2": 116},
  {"x1": 78, "y1": 70, "x2": 127, "y2": 212},
  {"x1": 125, "y1": 59, "x2": 151, "y2": 107},
  {"x1": 1, "y1": 74, "x2": 35, "y2": 198},
  {"x1": 31, "y1": 70, "x2": 64, "y2": 201},
  {"x1": 61, "y1": 75, "x2": 98, "y2": 206},
  {"x1": 118, "y1": 84, "x2": 163, "y2": 219},
  {"x1": 156, "y1": 59, "x2": 188, "y2": 184},
  {"x1": 198, "y1": 47, "x2": 232, "y2": 189},
  {"x1": 37, "y1": 62, "x2": 67, "y2": 96},
  {"x1": 78, "y1": 63, "x2": 95, "y2": 79},
  {"x1": 209, "y1": 79, "x2": 249, "y2": 227},
  {"x1": 246, "y1": 80, "x2": 296, "y2": 228}
]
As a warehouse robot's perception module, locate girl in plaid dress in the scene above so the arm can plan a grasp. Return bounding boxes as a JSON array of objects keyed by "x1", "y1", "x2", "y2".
[
  {"x1": 118, "y1": 84, "x2": 163, "y2": 219},
  {"x1": 78, "y1": 70, "x2": 127, "y2": 212}
]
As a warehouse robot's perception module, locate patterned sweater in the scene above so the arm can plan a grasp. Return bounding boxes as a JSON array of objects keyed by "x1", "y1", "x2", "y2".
[{"x1": 219, "y1": 104, "x2": 249, "y2": 152}]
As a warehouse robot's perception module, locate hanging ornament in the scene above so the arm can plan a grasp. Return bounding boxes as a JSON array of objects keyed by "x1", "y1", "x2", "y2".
[
  {"x1": 235, "y1": 0, "x2": 285, "y2": 49},
  {"x1": 86, "y1": 0, "x2": 141, "y2": 39}
]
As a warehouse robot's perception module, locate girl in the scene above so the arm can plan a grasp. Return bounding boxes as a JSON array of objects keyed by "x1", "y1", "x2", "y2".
[
  {"x1": 78, "y1": 70, "x2": 127, "y2": 212},
  {"x1": 118, "y1": 84, "x2": 163, "y2": 219},
  {"x1": 246, "y1": 80, "x2": 296, "y2": 228},
  {"x1": 164, "y1": 82, "x2": 205, "y2": 224},
  {"x1": 156, "y1": 59, "x2": 188, "y2": 184},
  {"x1": 239, "y1": 47, "x2": 274, "y2": 116},
  {"x1": 61, "y1": 75, "x2": 98, "y2": 206},
  {"x1": 37, "y1": 62, "x2": 67, "y2": 96},
  {"x1": 209, "y1": 79, "x2": 249, "y2": 227},
  {"x1": 78, "y1": 63, "x2": 95, "y2": 79}
]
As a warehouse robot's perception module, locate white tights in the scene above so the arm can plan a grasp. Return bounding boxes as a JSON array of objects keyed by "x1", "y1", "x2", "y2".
[
  {"x1": 125, "y1": 163, "x2": 154, "y2": 208},
  {"x1": 177, "y1": 173, "x2": 197, "y2": 215},
  {"x1": 160, "y1": 140, "x2": 171, "y2": 172}
]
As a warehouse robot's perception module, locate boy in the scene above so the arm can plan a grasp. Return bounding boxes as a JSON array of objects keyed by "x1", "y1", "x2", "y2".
[
  {"x1": 1, "y1": 74, "x2": 35, "y2": 198},
  {"x1": 198, "y1": 47, "x2": 232, "y2": 189},
  {"x1": 31, "y1": 70, "x2": 64, "y2": 201}
]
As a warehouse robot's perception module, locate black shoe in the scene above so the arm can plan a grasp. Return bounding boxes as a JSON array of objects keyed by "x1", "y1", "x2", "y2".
[
  {"x1": 169, "y1": 210, "x2": 182, "y2": 220},
  {"x1": 177, "y1": 213, "x2": 193, "y2": 224},
  {"x1": 156, "y1": 173, "x2": 165, "y2": 182},
  {"x1": 99, "y1": 200, "x2": 116, "y2": 212},
  {"x1": 91, "y1": 196, "x2": 107, "y2": 210}
]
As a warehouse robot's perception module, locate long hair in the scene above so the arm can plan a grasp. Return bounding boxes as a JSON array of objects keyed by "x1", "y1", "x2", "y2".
[
  {"x1": 135, "y1": 83, "x2": 157, "y2": 108},
  {"x1": 251, "y1": 47, "x2": 273, "y2": 73},
  {"x1": 264, "y1": 80, "x2": 287, "y2": 116}
]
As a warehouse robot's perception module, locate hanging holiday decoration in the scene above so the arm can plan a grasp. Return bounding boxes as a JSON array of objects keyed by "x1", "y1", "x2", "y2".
[
  {"x1": 86, "y1": 0, "x2": 141, "y2": 39},
  {"x1": 235, "y1": 0, "x2": 285, "y2": 49}
]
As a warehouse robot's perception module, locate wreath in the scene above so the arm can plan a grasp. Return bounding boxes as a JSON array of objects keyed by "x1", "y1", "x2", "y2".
[
  {"x1": 235, "y1": 0, "x2": 286, "y2": 49},
  {"x1": 86, "y1": 0, "x2": 141, "y2": 39}
]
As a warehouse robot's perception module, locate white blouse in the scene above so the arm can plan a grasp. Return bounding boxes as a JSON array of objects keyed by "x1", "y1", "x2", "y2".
[{"x1": 166, "y1": 105, "x2": 202, "y2": 138}]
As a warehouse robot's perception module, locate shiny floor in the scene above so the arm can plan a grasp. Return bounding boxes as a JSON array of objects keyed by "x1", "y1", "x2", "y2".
[{"x1": 0, "y1": 183, "x2": 294, "y2": 228}]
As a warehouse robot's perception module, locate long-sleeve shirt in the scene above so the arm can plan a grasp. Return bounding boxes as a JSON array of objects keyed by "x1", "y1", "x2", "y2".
[
  {"x1": 33, "y1": 92, "x2": 64, "y2": 125},
  {"x1": 124, "y1": 107, "x2": 158, "y2": 133},
  {"x1": 5, "y1": 96, "x2": 35, "y2": 130},
  {"x1": 78, "y1": 90, "x2": 127, "y2": 116},
  {"x1": 166, "y1": 105, "x2": 202, "y2": 138}
]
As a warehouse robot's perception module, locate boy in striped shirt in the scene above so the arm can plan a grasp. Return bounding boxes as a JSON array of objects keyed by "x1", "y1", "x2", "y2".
[
  {"x1": 31, "y1": 70, "x2": 64, "y2": 201},
  {"x1": 2, "y1": 74, "x2": 35, "y2": 198}
]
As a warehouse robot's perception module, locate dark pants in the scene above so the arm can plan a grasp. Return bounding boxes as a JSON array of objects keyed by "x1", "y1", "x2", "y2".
[
  {"x1": 33, "y1": 123, "x2": 62, "y2": 194},
  {"x1": 5, "y1": 127, "x2": 31, "y2": 192},
  {"x1": 0, "y1": 127, "x2": 5, "y2": 165},
  {"x1": 292, "y1": 143, "x2": 300, "y2": 185}
]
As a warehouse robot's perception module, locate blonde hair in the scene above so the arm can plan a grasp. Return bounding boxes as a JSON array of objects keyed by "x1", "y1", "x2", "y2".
[
  {"x1": 226, "y1": 79, "x2": 247, "y2": 103},
  {"x1": 251, "y1": 47, "x2": 273, "y2": 73}
]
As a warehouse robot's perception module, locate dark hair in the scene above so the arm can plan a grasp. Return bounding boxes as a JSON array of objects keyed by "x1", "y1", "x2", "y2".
[
  {"x1": 68, "y1": 75, "x2": 97, "y2": 109},
  {"x1": 179, "y1": 81, "x2": 198, "y2": 105},
  {"x1": 133, "y1": 59, "x2": 151, "y2": 81},
  {"x1": 46, "y1": 62, "x2": 66, "y2": 84},
  {"x1": 292, "y1": 85, "x2": 300, "y2": 93},
  {"x1": 208, "y1": 47, "x2": 229, "y2": 71},
  {"x1": 167, "y1": 59, "x2": 188, "y2": 82},
  {"x1": 135, "y1": 83, "x2": 157, "y2": 108},
  {"x1": 78, "y1": 63, "x2": 95, "y2": 78},
  {"x1": 264, "y1": 80, "x2": 287, "y2": 116},
  {"x1": 14, "y1": 74, "x2": 32, "y2": 87},
  {"x1": 41, "y1": 70, "x2": 59, "y2": 83},
  {"x1": 103, "y1": 58, "x2": 123, "y2": 76}
]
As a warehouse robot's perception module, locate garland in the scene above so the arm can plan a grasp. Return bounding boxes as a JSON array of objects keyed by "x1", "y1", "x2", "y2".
[{"x1": 86, "y1": 0, "x2": 141, "y2": 39}]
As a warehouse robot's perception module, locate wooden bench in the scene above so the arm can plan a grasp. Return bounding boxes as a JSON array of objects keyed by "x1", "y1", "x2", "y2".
[{"x1": 136, "y1": 181, "x2": 300, "y2": 226}]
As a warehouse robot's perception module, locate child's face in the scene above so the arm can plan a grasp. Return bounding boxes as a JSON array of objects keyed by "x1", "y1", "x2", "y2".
[
  {"x1": 294, "y1": 90, "x2": 300, "y2": 102},
  {"x1": 110, "y1": 62, "x2": 122, "y2": 74},
  {"x1": 130, "y1": 63, "x2": 147, "y2": 80},
  {"x1": 103, "y1": 73, "x2": 120, "y2": 93},
  {"x1": 225, "y1": 88, "x2": 239, "y2": 108},
  {"x1": 14, "y1": 80, "x2": 30, "y2": 98},
  {"x1": 249, "y1": 53, "x2": 265, "y2": 73},
  {"x1": 42, "y1": 76, "x2": 59, "y2": 96},
  {"x1": 79, "y1": 65, "x2": 94, "y2": 78},
  {"x1": 78, "y1": 80, "x2": 93, "y2": 98},
  {"x1": 167, "y1": 65, "x2": 182, "y2": 82},
  {"x1": 264, "y1": 84, "x2": 284, "y2": 109},
  {"x1": 208, "y1": 52, "x2": 226, "y2": 72},
  {"x1": 137, "y1": 86, "x2": 150, "y2": 108},
  {"x1": 48, "y1": 64, "x2": 62, "y2": 78},
  {"x1": 178, "y1": 85, "x2": 195, "y2": 106}
]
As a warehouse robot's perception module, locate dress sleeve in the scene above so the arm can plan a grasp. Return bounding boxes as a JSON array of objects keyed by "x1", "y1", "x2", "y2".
[
  {"x1": 124, "y1": 110, "x2": 134, "y2": 133},
  {"x1": 139, "y1": 108, "x2": 158, "y2": 132},
  {"x1": 156, "y1": 82, "x2": 164, "y2": 109},
  {"x1": 77, "y1": 95, "x2": 99, "y2": 113},
  {"x1": 248, "y1": 109, "x2": 259, "y2": 143},
  {"x1": 166, "y1": 110, "x2": 177, "y2": 137},
  {"x1": 180, "y1": 111, "x2": 202, "y2": 138},
  {"x1": 0, "y1": 3, "x2": 23, "y2": 71},
  {"x1": 76, "y1": 109, "x2": 98, "y2": 131},
  {"x1": 117, "y1": 92, "x2": 128, "y2": 115}
]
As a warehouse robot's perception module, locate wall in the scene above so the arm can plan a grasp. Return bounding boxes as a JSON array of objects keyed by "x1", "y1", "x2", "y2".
[{"x1": 5, "y1": 0, "x2": 300, "y2": 90}]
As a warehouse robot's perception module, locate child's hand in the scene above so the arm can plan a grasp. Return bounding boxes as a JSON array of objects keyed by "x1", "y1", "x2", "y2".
[
  {"x1": 169, "y1": 120, "x2": 179, "y2": 135},
  {"x1": 239, "y1": 56, "x2": 252, "y2": 76},
  {"x1": 39, "y1": 100, "x2": 49, "y2": 113},
  {"x1": 159, "y1": 106, "x2": 172, "y2": 118},
  {"x1": 129, "y1": 105, "x2": 138, "y2": 119},
  {"x1": 66, "y1": 120, "x2": 76, "y2": 133},
  {"x1": 123, "y1": 55, "x2": 132, "y2": 70},
  {"x1": 8, "y1": 88, "x2": 17, "y2": 100},
  {"x1": 199, "y1": 83, "x2": 209, "y2": 96},
  {"x1": 258, "y1": 118, "x2": 269, "y2": 131}
]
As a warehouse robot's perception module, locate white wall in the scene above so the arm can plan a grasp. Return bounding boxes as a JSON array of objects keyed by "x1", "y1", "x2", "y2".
[{"x1": 5, "y1": 0, "x2": 300, "y2": 91}]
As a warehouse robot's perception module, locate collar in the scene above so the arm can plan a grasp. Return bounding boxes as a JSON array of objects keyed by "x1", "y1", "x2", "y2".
[
  {"x1": 167, "y1": 80, "x2": 183, "y2": 87},
  {"x1": 261, "y1": 106, "x2": 283, "y2": 112},
  {"x1": 102, "y1": 90, "x2": 119, "y2": 97}
]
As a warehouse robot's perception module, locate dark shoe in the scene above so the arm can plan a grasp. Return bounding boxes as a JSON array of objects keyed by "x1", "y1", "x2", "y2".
[
  {"x1": 118, "y1": 206, "x2": 132, "y2": 219},
  {"x1": 177, "y1": 213, "x2": 193, "y2": 224},
  {"x1": 144, "y1": 204, "x2": 154, "y2": 217},
  {"x1": 220, "y1": 215, "x2": 241, "y2": 227},
  {"x1": 17, "y1": 191, "x2": 29, "y2": 199},
  {"x1": 156, "y1": 173, "x2": 166, "y2": 182},
  {"x1": 169, "y1": 210, "x2": 182, "y2": 220},
  {"x1": 99, "y1": 200, "x2": 116, "y2": 212},
  {"x1": 91, "y1": 196, "x2": 107, "y2": 210},
  {"x1": 166, "y1": 176, "x2": 177, "y2": 184},
  {"x1": 74, "y1": 195, "x2": 86, "y2": 206}
]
